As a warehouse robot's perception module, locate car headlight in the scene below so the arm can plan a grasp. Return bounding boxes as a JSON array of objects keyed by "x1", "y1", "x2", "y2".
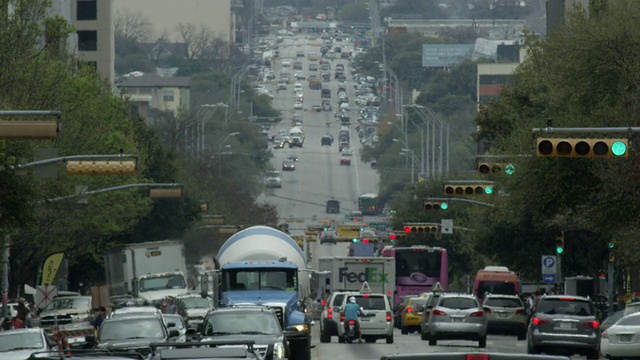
[
  {"x1": 273, "y1": 342, "x2": 286, "y2": 359},
  {"x1": 293, "y1": 324, "x2": 309, "y2": 332}
]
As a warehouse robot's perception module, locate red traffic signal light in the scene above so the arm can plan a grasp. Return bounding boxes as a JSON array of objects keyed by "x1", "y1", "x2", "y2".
[
  {"x1": 404, "y1": 226, "x2": 411, "y2": 234},
  {"x1": 389, "y1": 234, "x2": 396, "y2": 240},
  {"x1": 363, "y1": 239, "x2": 369, "y2": 244}
]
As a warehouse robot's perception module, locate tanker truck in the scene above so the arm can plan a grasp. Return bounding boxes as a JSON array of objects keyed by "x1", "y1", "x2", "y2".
[{"x1": 216, "y1": 226, "x2": 312, "y2": 360}]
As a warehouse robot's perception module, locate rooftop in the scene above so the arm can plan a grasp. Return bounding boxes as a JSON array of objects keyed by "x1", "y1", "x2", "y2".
[{"x1": 119, "y1": 74, "x2": 190, "y2": 88}]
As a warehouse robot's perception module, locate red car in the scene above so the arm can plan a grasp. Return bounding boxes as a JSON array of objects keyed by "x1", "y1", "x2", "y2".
[{"x1": 340, "y1": 156, "x2": 351, "y2": 166}]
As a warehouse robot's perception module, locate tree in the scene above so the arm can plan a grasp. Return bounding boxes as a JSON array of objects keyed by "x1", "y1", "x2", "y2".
[
  {"x1": 176, "y1": 23, "x2": 237, "y2": 73},
  {"x1": 339, "y1": 3, "x2": 369, "y2": 23},
  {"x1": 114, "y1": 8, "x2": 154, "y2": 56}
]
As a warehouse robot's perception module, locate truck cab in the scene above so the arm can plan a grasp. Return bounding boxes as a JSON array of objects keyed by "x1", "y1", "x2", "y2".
[{"x1": 289, "y1": 127, "x2": 305, "y2": 148}]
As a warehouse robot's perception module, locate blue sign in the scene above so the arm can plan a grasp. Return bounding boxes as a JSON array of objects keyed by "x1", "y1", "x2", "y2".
[
  {"x1": 543, "y1": 274, "x2": 556, "y2": 284},
  {"x1": 541, "y1": 255, "x2": 557, "y2": 275},
  {"x1": 422, "y1": 44, "x2": 474, "y2": 68}
]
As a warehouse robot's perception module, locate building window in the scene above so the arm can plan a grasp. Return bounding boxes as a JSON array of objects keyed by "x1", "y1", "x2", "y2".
[
  {"x1": 76, "y1": 0, "x2": 97, "y2": 20},
  {"x1": 163, "y1": 90, "x2": 175, "y2": 102},
  {"x1": 77, "y1": 30, "x2": 97, "y2": 51}
]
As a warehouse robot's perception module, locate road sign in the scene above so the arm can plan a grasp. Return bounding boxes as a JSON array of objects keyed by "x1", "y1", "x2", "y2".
[
  {"x1": 541, "y1": 255, "x2": 557, "y2": 275},
  {"x1": 543, "y1": 274, "x2": 557, "y2": 284},
  {"x1": 35, "y1": 285, "x2": 58, "y2": 309},
  {"x1": 441, "y1": 219, "x2": 453, "y2": 234}
]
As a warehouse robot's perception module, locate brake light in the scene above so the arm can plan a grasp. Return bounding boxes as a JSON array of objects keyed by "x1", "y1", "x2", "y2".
[
  {"x1": 407, "y1": 307, "x2": 413, "y2": 314},
  {"x1": 583, "y1": 320, "x2": 599, "y2": 328},
  {"x1": 470, "y1": 311, "x2": 484, "y2": 317},
  {"x1": 340, "y1": 314, "x2": 345, "y2": 322},
  {"x1": 348, "y1": 320, "x2": 355, "y2": 325},
  {"x1": 425, "y1": 311, "x2": 430, "y2": 317},
  {"x1": 432, "y1": 309, "x2": 447, "y2": 316},
  {"x1": 515, "y1": 309, "x2": 525, "y2": 315},
  {"x1": 321, "y1": 300, "x2": 327, "y2": 306},
  {"x1": 386, "y1": 312, "x2": 392, "y2": 322},
  {"x1": 363, "y1": 294, "x2": 369, "y2": 298},
  {"x1": 532, "y1": 317, "x2": 550, "y2": 326},
  {"x1": 328, "y1": 308, "x2": 332, "y2": 319},
  {"x1": 465, "y1": 355, "x2": 489, "y2": 360},
  {"x1": 602, "y1": 331, "x2": 608, "y2": 339},
  {"x1": 559, "y1": 297, "x2": 575, "y2": 301}
]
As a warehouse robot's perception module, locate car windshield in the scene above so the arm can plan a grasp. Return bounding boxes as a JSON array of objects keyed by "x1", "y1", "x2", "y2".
[
  {"x1": 43, "y1": 297, "x2": 90, "y2": 311},
  {"x1": 602, "y1": 310, "x2": 625, "y2": 325},
  {"x1": 332, "y1": 294, "x2": 346, "y2": 307},
  {"x1": 99, "y1": 318, "x2": 166, "y2": 341},
  {"x1": 178, "y1": 297, "x2": 211, "y2": 309},
  {"x1": 484, "y1": 297, "x2": 523, "y2": 308},
  {"x1": 164, "y1": 315, "x2": 186, "y2": 330},
  {"x1": 203, "y1": 312, "x2": 280, "y2": 336},
  {"x1": 267, "y1": 171, "x2": 281, "y2": 178},
  {"x1": 354, "y1": 296, "x2": 386, "y2": 310},
  {"x1": 439, "y1": 298, "x2": 478, "y2": 310},
  {"x1": 0, "y1": 332, "x2": 44, "y2": 352},
  {"x1": 536, "y1": 299, "x2": 593, "y2": 316},
  {"x1": 411, "y1": 299, "x2": 428, "y2": 310},
  {"x1": 139, "y1": 274, "x2": 186, "y2": 292}
]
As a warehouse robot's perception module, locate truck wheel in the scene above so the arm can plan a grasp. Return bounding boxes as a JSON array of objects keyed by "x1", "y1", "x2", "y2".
[
  {"x1": 401, "y1": 326, "x2": 408, "y2": 335},
  {"x1": 289, "y1": 340, "x2": 311, "y2": 360},
  {"x1": 428, "y1": 338, "x2": 437, "y2": 346}
]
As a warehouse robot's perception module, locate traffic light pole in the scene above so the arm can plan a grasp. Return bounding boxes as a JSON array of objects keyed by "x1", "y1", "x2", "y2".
[
  {"x1": 10, "y1": 154, "x2": 138, "y2": 170},
  {"x1": 608, "y1": 253, "x2": 615, "y2": 314},
  {"x1": 429, "y1": 197, "x2": 495, "y2": 207},
  {"x1": 42, "y1": 183, "x2": 184, "y2": 203},
  {"x1": 532, "y1": 126, "x2": 640, "y2": 133},
  {"x1": 557, "y1": 255, "x2": 562, "y2": 289}
]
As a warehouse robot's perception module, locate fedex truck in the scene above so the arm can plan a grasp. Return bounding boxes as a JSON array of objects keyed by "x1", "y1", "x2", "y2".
[{"x1": 319, "y1": 256, "x2": 395, "y2": 297}]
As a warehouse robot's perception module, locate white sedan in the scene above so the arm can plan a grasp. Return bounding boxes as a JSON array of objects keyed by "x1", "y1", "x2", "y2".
[
  {"x1": 294, "y1": 102, "x2": 303, "y2": 110},
  {"x1": 601, "y1": 312, "x2": 640, "y2": 359}
]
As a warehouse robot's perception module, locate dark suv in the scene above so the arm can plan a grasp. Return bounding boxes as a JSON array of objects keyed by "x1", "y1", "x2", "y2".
[
  {"x1": 527, "y1": 295, "x2": 600, "y2": 359},
  {"x1": 96, "y1": 314, "x2": 179, "y2": 355},
  {"x1": 326, "y1": 200, "x2": 340, "y2": 213}
]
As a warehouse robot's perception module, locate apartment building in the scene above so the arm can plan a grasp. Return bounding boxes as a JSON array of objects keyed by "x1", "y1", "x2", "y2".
[
  {"x1": 118, "y1": 74, "x2": 191, "y2": 118},
  {"x1": 51, "y1": 0, "x2": 115, "y2": 83}
]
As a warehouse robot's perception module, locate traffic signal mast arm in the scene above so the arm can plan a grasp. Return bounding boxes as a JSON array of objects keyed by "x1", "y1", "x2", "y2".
[
  {"x1": 532, "y1": 127, "x2": 640, "y2": 133},
  {"x1": 428, "y1": 197, "x2": 495, "y2": 207},
  {"x1": 11, "y1": 154, "x2": 138, "y2": 170},
  {"x1": 42, "y1": 183, "x2": 184, "y2": 203}
]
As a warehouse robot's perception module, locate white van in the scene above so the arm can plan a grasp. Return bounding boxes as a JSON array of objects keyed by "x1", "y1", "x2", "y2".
[
  {"x1": 294, "y1": 83, "x2": 303, "y2": 92},
  {"x1": 289, "y1": 126, "x2": 305, "y2": 148}
]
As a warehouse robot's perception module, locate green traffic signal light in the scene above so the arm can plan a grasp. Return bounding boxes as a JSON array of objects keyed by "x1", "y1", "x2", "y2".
[
  {"x1": 505, "y1": 164, "x2": 515, "y2": 175},
  {"x1": 611, "y1": 141, "x2": 627, "y2": 156},
  {"x1": 352, "y1": 238, "x2": 358, "y2": 243},
  {"x1": 484, "y1": 186, "x2": 494, "y2": 195},
  {"x1": 556, "y1": 246, "x2": 564, "y2": 254},
  {"x1": 441, "y1": 202, "x2": 449, "y2": 210},
  {"x1": 608, "y1": 242, "x2": 615, "y2": 249}
]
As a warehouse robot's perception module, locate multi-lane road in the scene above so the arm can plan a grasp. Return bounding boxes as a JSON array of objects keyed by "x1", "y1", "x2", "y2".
[{"x1": 258, "y1": 33, "x2": 580, "y2": 359}]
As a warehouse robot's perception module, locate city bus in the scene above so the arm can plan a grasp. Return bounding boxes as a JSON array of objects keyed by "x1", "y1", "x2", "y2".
[
  {"x1": 381, "y1": 246, "x2": 449, "y2": 306},
  {"x1": 357, "y1": 193, "x2": 382, "y2": 215},
  {"x1": 473, "y1": 266, "x2": 520, "y2": 301}
]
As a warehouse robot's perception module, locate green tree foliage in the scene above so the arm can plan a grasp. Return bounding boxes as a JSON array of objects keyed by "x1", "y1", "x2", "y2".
[
  {"x1": 471, "y1": 0, "x2": 640, "y2": 278},
  {"x1": 339, "y1": 2, "x2": 370, "y2": 23}
]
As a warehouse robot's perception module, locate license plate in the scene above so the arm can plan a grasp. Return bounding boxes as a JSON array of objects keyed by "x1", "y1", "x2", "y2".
[
  {"x1": 499, "y1": 313, "x2": 509, "y2": 318},
  {"x1": 452, "y1": 318, "x2": 464, "y2": 323},
  {"x1": 558, "y1": 322, "x2": 573, "y2": 329},
  {"x1": 620, "y1": 334, "x2": 633, "y2": 342},
  {"x1": 360, "y1": 318, "x2": 370, "y2": 322}
]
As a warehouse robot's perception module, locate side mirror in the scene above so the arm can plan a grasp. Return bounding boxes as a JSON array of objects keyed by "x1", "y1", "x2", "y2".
[{"x1": 169, "y1": 329, "x2": 180, "y2": 338}]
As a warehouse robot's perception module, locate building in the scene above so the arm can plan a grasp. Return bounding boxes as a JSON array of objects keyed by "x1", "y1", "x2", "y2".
[
  {"x1": 118, "y1": 74, "x2": 191, "y2": 119},
  {"x1": 113, "y1": 0, "x2": 233, "y2": 44},
  {"x1": 51, "y1": 0, "x2": 115, "y2": 83},
  {"x1": 384, "y1": 18, "x2": 527, "y2": 40},
  {"x1": 477, "y1": 63, "x2": 520, "y2": 109}
]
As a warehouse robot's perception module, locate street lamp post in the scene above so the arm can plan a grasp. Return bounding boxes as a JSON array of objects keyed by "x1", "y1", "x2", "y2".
[
  {"x1": 399, "y1": 148, "x2": 419, "y2": 184},
  {"x1": 200, "y1": 103, "x2": 230, "y2": 157}
]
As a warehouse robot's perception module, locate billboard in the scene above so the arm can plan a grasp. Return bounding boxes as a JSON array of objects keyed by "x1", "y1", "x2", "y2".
[{"x1": 422, "y1": 44, "x2": 474, "y2": 68}]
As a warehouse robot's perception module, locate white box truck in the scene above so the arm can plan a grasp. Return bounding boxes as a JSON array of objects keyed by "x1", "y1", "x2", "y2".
[
  {"x1": 104, "y1": 240, "x2": 188, "y2": 306},
  {"x1": 319, "y1": 256, "x2": 395, "y2": 296}
]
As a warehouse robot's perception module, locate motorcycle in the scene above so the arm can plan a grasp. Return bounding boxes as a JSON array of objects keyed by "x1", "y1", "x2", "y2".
[{"x1": 343, "y1": 319, "x2": 360, "y2": 344}]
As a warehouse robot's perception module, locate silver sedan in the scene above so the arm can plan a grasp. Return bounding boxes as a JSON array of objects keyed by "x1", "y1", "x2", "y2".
[{"x1": 428, "y1": 293, "x2": 488, "y2": 348}]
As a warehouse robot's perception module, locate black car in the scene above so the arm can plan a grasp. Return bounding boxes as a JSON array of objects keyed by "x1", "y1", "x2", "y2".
[
  {"x1": 148, "y1": 340, "x2": 264, "y2": 360},
  {"x1": 96, "y1": 314, "x2": 180, "y2": 355},
  {"x1": 326, "y1": 200, "x2": 340, "y2": 213},
  {"x1": 321, "y1": 135, "x2": 333, "y2": 146},
  {"x1": 198, "y1": 307, "x2": 289, "y2": 360}
]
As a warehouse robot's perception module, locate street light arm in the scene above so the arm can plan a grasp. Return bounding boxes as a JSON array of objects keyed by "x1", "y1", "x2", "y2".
[
  {"x1": 42, "y1": 183, "x2": 183, "y2": 203},
  {"x1": 12, "y1": 154, "x2": 139, "y2": 170},
  {"x1": 429, "y1": 197, "x2": 495, "y2": 207}
]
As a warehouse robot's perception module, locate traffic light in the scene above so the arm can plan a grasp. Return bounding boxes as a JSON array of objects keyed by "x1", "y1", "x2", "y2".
[
  {"x1": 477, "y1": 162, "x2": 516, "y2": 175},
  {"x1": 66, "y1": 160, "x2": 137, "y2": 175},
  {"x1": 149, "y1": 188, "x2": 183, "y2": 199},
  {"x1": 389, "y1": 233, "x2": 396, "y2": 243},
  {"x1": 608, "y1": 242, "x2": 615, "y2": 249},
  {"x1": 555, "y1": 231, "x2": 565, "y2": 255},
  {"x1": 403, "y1": 225, "x2": 439, "y2": 234},
  {"x1": 352, "y1": 238, "x2": 358, "y2": 243},
  {"x1": 362, "y1": 239, "x2": 369, "y2": 244},
  {"x1": 536, "y1": 138, "x2": 628, "y2": 158},
  {"x1": 424, "y1": 200, "x2": 448, "y2": 210},
  {"x1": 444, "y1": 184, "x2": 494, "y2": 196}
]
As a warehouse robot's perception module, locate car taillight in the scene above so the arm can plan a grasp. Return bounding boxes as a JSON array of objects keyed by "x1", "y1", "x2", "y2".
[
  {"x1": 532, "y1": 317, "x2": 550, "y2": 326},
  {"x1": 386, "y1": 312, "x2": 392, "y2": 322},
  {"x1": 328, "y1": 307, "x2": 333, "y2": 319},
  {"x1": 465, "y1": 354, "x2": 489, "y2": 360},
  {"x1": 515, "y1": 309, "x2": 525, "y2": 315},
  {"x1": 348, "y1": 320, "x2": 355, "y2": 325},
  {"x1": 602, "y1": 331, "x2": 608, "y2": 339},
  {"x1": 321, "y1": 300, "x2": 327, "y2": 306},
  {"x1": 470, "y1": 311, "x2": 484, "y2": 317},
  {"x1": 432, "y1": 309, "x2": 447, "y2": 316},
  {"x1": 425, "y1": 311, "x2": 430, "y2": 317},
  {"x1": 340, "y1": 314, "x2": 345, "y2": 322},
  {"x1": 407, "y1": 308, "x2": 413, "y2": 313},
  {"x1": 583, "y1": 320, "x2": 599, "y2": 328}
]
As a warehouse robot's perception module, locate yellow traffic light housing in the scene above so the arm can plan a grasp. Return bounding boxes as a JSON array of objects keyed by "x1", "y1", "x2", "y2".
[
  {"x1": 403, "y1": 225, "x2": 440, "y2": 234},
  {"x1": 536, "y1": 138, "x2": 628, "y2": 158},
  {"x1": 0, "y1": 121, "x2": 58, "y2": 140},
  {"x1": 424, "y1": 200, "x2": 448, "y2": 210},
  {"x1": 444, "y1": 184, "x2": 494, "y2": 196},
  {"x1": 149, "y1": 188, "x2": 183, "y2": 199},
  {"x1": 477, "y1": 162, "x2": 505, "y2": 174},
  {"x1": 66, "y1": 160, "x2": 137, "y2": 175}
]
